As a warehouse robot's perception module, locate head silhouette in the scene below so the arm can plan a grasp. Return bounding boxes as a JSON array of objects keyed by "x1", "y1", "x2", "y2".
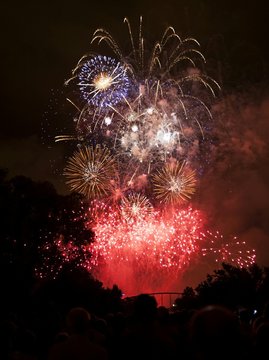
[
  {"x1": 133, "y1": 294, "x2": 158, "y2": 322},
  {"x1": 189, "y1": 305, "x2": 242, "y2": 360},
  {"x1": 66, "y1": 307, "x2": 91, "y2": 334}
]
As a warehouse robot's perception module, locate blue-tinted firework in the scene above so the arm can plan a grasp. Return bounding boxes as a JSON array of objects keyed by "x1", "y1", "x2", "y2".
[{"x1": 73, "y1": 55, "x2": 130, "y2": 108}]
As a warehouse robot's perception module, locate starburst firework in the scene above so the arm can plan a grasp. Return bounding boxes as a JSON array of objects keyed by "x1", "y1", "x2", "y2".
[
  {"x1": 120, "y1": 193, "x2": 153, "y2": 222},
  {"x1": 66, "y1": 55, "x2": 130, "y2": 108},
  {"x1": 64, "y1": 145, "x2": 117, "y2": 199},
  {"x1": 152, "y1": 161, "x2": 196, "y2": 204}
]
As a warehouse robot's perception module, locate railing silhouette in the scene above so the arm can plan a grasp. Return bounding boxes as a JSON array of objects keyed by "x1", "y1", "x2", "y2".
[
  {"x1": 123, "y1": 292, "x2": 182, "y2": 308},
  {"x1": 147, "y1": 292, "x2": 182, "y2": 307}
]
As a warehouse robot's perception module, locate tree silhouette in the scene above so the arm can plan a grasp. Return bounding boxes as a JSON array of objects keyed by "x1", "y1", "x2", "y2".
[
  {"x1": 175, "y1": 262, "x2": 269, "y2": 312},
  {"x1": 0, "y1": 169, "x2": 122, "y2": 316}
]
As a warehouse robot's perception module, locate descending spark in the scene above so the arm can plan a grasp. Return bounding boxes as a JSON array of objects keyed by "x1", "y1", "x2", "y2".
[
  {"x1": 36, "y1": 203, "x2": 204, "y2": 282},
  {"x1": 55, "y1": 135, "x2": 78, "y2": 142},
  {"x1": 92, "y1": 17, "x2": 218, "y2": 87},
  {"x1": 36, "y1": 235, "x2": 92, "y2": 279},
  {"x1": 88, "y1": 203, "x2": 204, "y2": 273},
  {"x1": 200, "y1": 230, "x2": 256, "y2": 268},
  {"x1": 36, "y1": 205, "x2": 256, "y2": 290}
]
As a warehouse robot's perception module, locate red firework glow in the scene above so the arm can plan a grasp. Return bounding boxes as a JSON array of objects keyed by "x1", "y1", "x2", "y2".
[
  {"x1": 36, "y1": 202, "x2": 256, "y2": 296},
  {"x1": 87, "y1": 203, "x2": 204, "y2": 295}
]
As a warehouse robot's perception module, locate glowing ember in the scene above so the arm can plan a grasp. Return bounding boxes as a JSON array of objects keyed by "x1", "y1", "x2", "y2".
[{"x1": 200, "y1": 230, "x2": 256, "y2": 268}]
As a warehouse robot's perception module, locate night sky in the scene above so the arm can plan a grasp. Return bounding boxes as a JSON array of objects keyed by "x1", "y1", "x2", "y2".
[{"x1": 1, "y1": 0, "x2": 269, "y2": 286}]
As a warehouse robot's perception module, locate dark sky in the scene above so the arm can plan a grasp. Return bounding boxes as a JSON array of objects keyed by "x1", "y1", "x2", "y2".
[
  {"x1": 1, "y1": 0, "x2": 268, "y2": 181},
  {"x1": 1, "y1": 0, "x2": 268, "y2": 139},
  {"x1": 1, "y1": 0, "x2": 269, "y2": 284}
]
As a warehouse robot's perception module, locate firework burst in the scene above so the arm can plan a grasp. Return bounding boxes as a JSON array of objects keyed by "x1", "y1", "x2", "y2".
[
  {"x1": 152, "y1": 160, "x2": 196, "y2": 204},
  {"x1": 60, "y1": 17, "x2": 219, "y2": 169},
  {"x1": 200, "y1": 230, "x2": 256, "y2": 268},
  {"x1": 86, "y1": 203, "x2": 204, "y2": 293},
  {"x1": 64, "y1": 145, "x2": 117, "y2": 199},
  {"x1": 120, "y1": 193, "x2": 153, "y2": 222},
  {"x1": 116, "y1": 96, "x2": 205, "y2": 166},
  {"x1": 36, "y1": 203, "x2": 256, "y2": 292},
  {"x1": 66, "y1": 55, "x2": 131, "y2": 108}
]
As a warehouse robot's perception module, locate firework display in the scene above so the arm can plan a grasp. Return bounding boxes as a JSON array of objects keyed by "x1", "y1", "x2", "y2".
[
  {"x1": 62, "y1": 17, "x2": 220, "y2": 200},
  {"x1": 40, "y1": 18, "x2": 256, "y2": 294}
]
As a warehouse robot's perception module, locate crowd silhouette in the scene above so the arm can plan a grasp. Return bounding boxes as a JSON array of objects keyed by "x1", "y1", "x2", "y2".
[{"x1": 2, "y1": 289, "x2": 269, "y2": 360}]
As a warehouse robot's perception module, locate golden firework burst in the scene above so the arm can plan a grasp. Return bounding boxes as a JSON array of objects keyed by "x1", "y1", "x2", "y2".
[
  {"x1": 64, "y1": 145, "x2": 117, "y2": 199},
  {"x1": 152, "y1": 161, "x2": 196, "y2": 204},
  {"x1": 121, "y1": 193, "x2": 153, "y2": 222}
]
